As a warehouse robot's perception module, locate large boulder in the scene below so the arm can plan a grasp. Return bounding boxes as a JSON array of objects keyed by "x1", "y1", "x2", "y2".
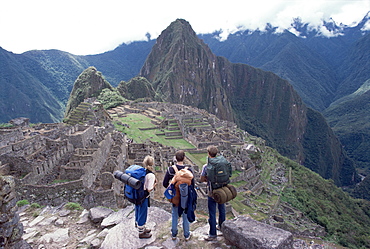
[{"x1": 222, "y1": 216, "x2": 293, "y2": 249}]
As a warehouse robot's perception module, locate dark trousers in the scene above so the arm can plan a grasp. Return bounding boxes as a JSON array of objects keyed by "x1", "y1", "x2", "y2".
[{"x1": 207, "y1": 196, "x2": 225, "y2": 237}]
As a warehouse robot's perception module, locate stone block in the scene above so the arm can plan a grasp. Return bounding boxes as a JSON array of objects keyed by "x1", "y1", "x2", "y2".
[{"x1": 222, "y1": 216, "x2": 293, "y2": 249}]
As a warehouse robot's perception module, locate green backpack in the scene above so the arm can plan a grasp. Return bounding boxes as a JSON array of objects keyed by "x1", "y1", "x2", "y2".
[{"x1": 207, "y1": 156, "x2": 231, "y2": 189}]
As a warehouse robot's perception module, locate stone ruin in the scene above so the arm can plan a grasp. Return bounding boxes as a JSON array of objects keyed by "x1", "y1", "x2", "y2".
[{"x1": 0, "y1": 100, "x2": 325, "y2": 248}]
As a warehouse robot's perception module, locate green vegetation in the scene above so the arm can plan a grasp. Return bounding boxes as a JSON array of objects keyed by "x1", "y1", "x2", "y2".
[
  {"x1": 279, "y1": 155, "x2": 370, "y2": 248},
  {"x1": 97, "y1": 88, "x2": 126, "y2": 109},
  {"x1": 0, "y1": 123, "x2": 13, "y2": 127},
  {"x1": 113, "y1": 113, "x2": 195, "y2": 149},
  {"x1": 65, "y1": 202, "x2": 83, "y2": 211},
  {"x1": 324, "y1": 81, "x2": 370, "y2": 178},
  {"x1": 186, "y1": 153, "x2": 207, "y2": 167},
  {"x1": 117, "y1": 77, "x2": 156, "y2": 101},
  {"x1": 64, "y1": 67, "x2": 113, "y2": 118},
  {"x1": 30, "y1": 203, "x2": 42, "y2": 209},
  {"x1": 16, "y1": 199, "x2": 30, "y2": 207}
]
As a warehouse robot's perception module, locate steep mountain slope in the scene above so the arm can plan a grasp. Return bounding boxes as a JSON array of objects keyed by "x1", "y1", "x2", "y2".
[
  {"x1": 199, "y1": 14, "x2": 370, "y2": 111},
  {"x1": 83, "y1": 40, "x2": 155, "y2": 86},
  {"x1": 335, "y1": 33, "x2": 370, "y2": 99},
  {"x1": 0, "y1": 47, "x2": 65, "y2": 123},
  {"x1": 324, "y1": 79, "x2": 370, "y2": 175},
  {"x1": 64, "y1": 66, "x2": 113, "y2": 118},
  {"x1": 139, "y1": 19, "x2": 358, "y2": 186},
  {"x1": 139, "y1": 20, "x2": 234, "y2": 122},
  {"x1": 322, "y1": 34, "x2": 370, "y2": 177},
  {"x1": 0, "y1": 42, "x2": 153, "y2": 123},
  {"x1": 199, "y1": 31, "x2": 337, "y2": 111},
  {"x1": 21, "y1": 49, "x2": 89, "y2": 103}
]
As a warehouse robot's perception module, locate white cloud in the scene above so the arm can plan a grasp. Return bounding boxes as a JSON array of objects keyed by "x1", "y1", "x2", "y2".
[{"x1": 0, "y1": 0, "x2": 369, "y2": 55}]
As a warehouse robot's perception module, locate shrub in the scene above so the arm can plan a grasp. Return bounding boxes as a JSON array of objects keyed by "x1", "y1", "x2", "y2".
[
  {"x1": 65, "y1": 202, "x2": 83, "y2": 211},
  {"x1": 16, "y1": 199, "x2": 29, "y2": 207}
]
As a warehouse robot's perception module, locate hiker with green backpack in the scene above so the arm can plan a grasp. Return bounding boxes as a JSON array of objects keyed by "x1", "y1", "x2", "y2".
[{"x1": 200, "y1": 145, "x2": 232, "y2": 241}]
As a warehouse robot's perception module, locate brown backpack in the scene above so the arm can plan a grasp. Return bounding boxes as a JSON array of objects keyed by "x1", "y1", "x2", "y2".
[{"x1": 169, "y1": 166, "x2": 193, "y2": 206}]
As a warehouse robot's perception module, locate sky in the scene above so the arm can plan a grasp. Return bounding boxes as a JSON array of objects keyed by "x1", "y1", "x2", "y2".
[{"x1": 0, "y1": 0, "x2": 369, "y2": 55}]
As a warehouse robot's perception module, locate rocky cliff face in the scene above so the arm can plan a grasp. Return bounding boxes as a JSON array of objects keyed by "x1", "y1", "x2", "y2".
[
  {"x1": 140, "y1": 19, "x2": 234, "y2": 122},
  {"x1": 139, "y1": 19, "x2": 358, "y2": 186}
]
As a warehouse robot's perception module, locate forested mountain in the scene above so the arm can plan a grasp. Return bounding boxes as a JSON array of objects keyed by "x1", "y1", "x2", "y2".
[
  {"x1": 0, "y1": 41, "x2": 154, "y2": 123},
  {"x1": 324, "y1": 79, "x2": 370, "y2": 175},
  {"x1": 199, "y1": 13, "x2": 370, "y2": 111},
  {"x1": 0, "y1": 48, "x2": 66, "y2": 123}
]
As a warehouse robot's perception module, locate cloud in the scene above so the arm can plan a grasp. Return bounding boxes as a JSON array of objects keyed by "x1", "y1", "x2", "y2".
[{"x1": 0, "y1": 0, "x2": 369, "y2": 55}]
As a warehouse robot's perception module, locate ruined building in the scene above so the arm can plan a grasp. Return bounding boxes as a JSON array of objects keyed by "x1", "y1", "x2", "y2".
[{"x1": 2, "y1": 100, "x2": 324, "y2": 248}]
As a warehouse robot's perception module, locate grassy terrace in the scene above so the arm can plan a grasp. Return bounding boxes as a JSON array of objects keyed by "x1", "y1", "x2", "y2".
[{"x1": 113, "y1": 113, "x2": 195, "y2": 149}]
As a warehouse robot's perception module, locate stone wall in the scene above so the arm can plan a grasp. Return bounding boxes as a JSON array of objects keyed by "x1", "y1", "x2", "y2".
[
  {"x1": 81, "y1": 133, "x2": 114, "y2": 189},
  {"x1": 0, "y1": 176, "x2": 30, "y2": 248},
  {"x1": 17, "y1": 179, "x2": 87, "y2": 207},
  {"x1": 66, "y1": 125, "x2": 95, "y2": 149},
  {"x1": 0, "y1": 127, "x2": 24, "y2": 148}
]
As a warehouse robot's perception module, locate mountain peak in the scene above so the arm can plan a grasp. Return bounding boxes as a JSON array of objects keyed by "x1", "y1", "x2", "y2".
[
  {"x1": 139, "y1": 19, "x2": 234, "y2": 121},
  {"x1": 156, "y1": 18, "x2": 200, "y2": 49},
  {"x1": 64, "y1": 66, "x2": 113, "y2": 118}
]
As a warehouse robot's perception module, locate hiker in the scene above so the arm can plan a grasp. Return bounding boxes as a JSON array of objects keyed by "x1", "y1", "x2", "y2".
[
  {"x1": 163, "y1": 150, "x2": 194, "y2": 241},
  {"x1": 200, "y1": 145, "x2": 232, "y2": 241},
  {"x1": 135, "y1": 155, "x2": 157, "y2": 239}
]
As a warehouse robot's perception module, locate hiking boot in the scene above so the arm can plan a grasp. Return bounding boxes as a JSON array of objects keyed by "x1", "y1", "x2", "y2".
[
  {"x1": 139, "y1": 232, "x2": 152, "y2": 239},
  {"x1": 204, "y1": 235, "x2": 217, "y2": 241},
  {"x1": 138, "y1": 225, "x2": 151, "y2": 234}
]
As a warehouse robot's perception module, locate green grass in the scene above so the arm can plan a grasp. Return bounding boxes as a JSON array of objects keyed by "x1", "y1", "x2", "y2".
[
  {"x1": 114, "y1": 113, "x2": 195, "y2": 149},
  {"x1": 186, "y1": 152, "x2": 207, "y2": 167},
  {"x1": 65, "y1": 202, "x2": 83, "y2": 211},
  {"x1": 0, "y1": 123, "x2": 13, "y2": 127},
  {"x1": 231, "y1": 180, "x2": 247, "y2": 188}
]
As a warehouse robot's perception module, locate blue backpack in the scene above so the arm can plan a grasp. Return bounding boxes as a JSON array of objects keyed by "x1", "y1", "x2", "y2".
[{"x1": 124, "y1": 165, "x2": 147, "y2": 205}]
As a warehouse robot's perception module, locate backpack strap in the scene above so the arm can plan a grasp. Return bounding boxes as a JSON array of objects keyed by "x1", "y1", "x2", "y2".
[{"x1": 172, "y1": 165, "x2": 179, "y2": 173}]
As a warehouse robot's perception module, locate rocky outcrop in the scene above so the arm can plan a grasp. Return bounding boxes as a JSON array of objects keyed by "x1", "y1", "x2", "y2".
[
  {"x1": 18, "y1": 204, "x2": 322, "y2": 249},
  {"x1": 222, "y1": 216, "x2": 293, "y2": 249}
]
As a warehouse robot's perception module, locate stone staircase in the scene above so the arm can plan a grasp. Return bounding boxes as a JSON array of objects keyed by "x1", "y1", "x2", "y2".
[{"x1": 65, "y1": 102, "x2": 94, "y2": 125}]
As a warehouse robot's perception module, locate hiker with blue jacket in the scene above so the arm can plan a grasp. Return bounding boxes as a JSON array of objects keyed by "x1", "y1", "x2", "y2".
[
  {"x1": 163, "y1": 150, "x2": 195, "y2": 241},
  {"x1": 200, "y1": 145, "x2": 232, "y2": 241},
  {"x1": 136, "y1": 155, "x2": 157, "y2": 239}
]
